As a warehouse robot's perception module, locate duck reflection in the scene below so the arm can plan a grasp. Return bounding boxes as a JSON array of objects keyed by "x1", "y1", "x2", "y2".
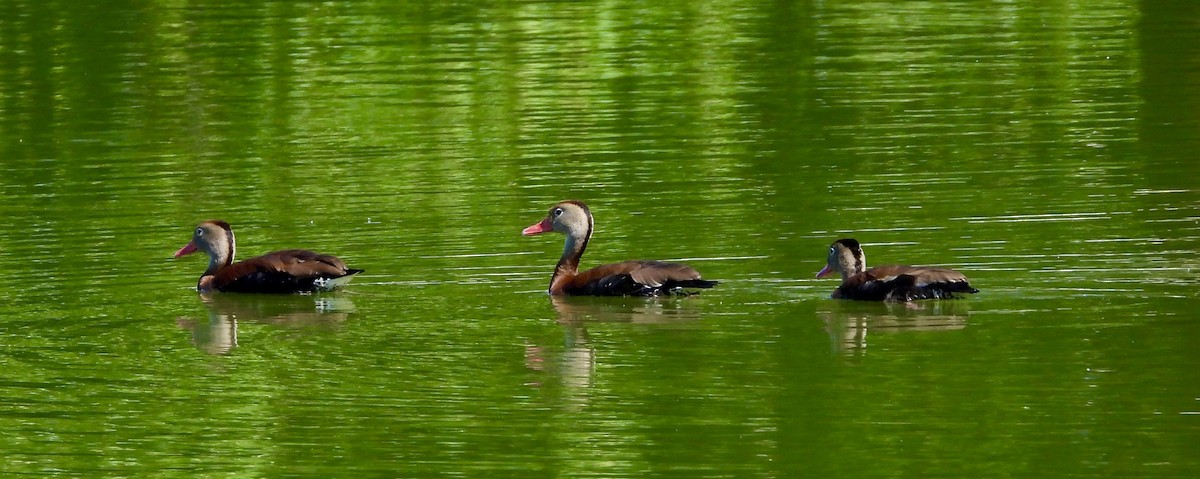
[
  {"x1": 523, "y1": 321, "x2": 594, "y2": 400},
  {"x1": 524, "y1": 296, "x2": 707, "y2": 409},
  {"x1": 176, "y1": 293, "x2": 356, "y2": 355},
  {"x1": 819, "y1": 300, "x2": 969, "y2": 355},
  {"x1": 550, "y1": 295, "x2": 706, "y2": 323}
]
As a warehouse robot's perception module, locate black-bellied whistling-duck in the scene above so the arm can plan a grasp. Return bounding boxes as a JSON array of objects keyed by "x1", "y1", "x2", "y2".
[
  {"x1": 522, "y1": 201, "x2": 718, "y2": 296},
  {"x1": 174, "y1": 220, "x2": 363, "y2": 294},
  {"x1": 816, "y1": 238, "x2": 978, "y2": 301}
]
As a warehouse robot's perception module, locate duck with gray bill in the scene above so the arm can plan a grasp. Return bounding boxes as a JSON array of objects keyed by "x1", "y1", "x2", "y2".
[{"x1": 816, "y1": 238, "x2": 978, "y2": 301}]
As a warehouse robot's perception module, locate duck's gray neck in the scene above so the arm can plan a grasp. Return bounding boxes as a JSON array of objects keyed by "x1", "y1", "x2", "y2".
[
  {"x1": 203, "y1": 230, "x2": 236, "y2": 276},
  {"x1": 550, "y1": 220, "x2": 592, "y2": 289}
]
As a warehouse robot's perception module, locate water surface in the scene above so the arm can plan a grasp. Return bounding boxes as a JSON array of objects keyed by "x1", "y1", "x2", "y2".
[{"x1": 1, "y1": 0, "x2": 1198, "y2": 477}]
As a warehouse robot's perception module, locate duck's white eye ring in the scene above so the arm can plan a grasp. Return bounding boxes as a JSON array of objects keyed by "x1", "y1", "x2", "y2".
[
  {"x1": 553, "y1": 208, "x2": 564, "y2": 217},
  {"x1": 196, "y1": 227, "x2": 205, "y2": 236}
]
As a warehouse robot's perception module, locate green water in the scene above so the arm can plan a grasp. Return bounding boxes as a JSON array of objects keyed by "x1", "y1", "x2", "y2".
[{"x1": 2, "y1": 0, "x2": 1198, "y2": 477}]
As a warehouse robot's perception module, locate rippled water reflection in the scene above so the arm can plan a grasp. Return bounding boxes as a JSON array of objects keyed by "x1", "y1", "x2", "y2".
[{"x1": 1, "y1": 0, "x2": 1198, "y2": 477}]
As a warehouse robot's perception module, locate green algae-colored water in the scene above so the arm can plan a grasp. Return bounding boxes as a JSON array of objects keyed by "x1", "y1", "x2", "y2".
[{"x1": 1, "y1": 1, "x2": 1197, "y2": 477}]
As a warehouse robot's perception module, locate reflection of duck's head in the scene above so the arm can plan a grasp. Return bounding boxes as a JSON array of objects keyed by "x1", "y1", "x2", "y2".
[
  {"x1": 179, "y1": 294, "x2": 358, "y2": 355},
  {"x1": 550, "y1": 296, "x2": 706, "y2": 324},
  {"x1": 175, "y1": 314, "x2": 238, "y2": 356},
  {"x1": 818, "y1": 301, "x2": 970, "y2": 354},
  {"x1": 198, "y1": 293, "x2": 356, "y2": 326}
]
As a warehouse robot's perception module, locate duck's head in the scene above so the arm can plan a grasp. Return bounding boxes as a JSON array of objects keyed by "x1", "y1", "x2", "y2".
[
  {"x1": 522, "y1": 200, "x2": 593, "y2": 238},
  {"x1": 816, "y1": 238, "x2": 865, "y2": 280},
  {"x1": 175, "y1": 220, "x2": 236, "y2": 267}
]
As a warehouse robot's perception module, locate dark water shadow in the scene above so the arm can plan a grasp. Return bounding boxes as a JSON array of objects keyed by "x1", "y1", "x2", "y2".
[
  {"x1": 818, "y1": 300, "x2": 970, "y2": 356},
  {"x1": 175, "y1": 293, "x2": 357, "y2": 355}
]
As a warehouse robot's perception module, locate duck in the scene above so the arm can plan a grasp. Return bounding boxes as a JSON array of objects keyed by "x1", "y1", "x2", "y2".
[
  {"x1": 174, "y1": 220, "x2": 363, "y2": 294},
  {"x1": 522, "y1": 201, "x2": 718, "y2": 296},
  {"x1": 816, "y1": 238, "x2": 978, "y2": 301}
]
